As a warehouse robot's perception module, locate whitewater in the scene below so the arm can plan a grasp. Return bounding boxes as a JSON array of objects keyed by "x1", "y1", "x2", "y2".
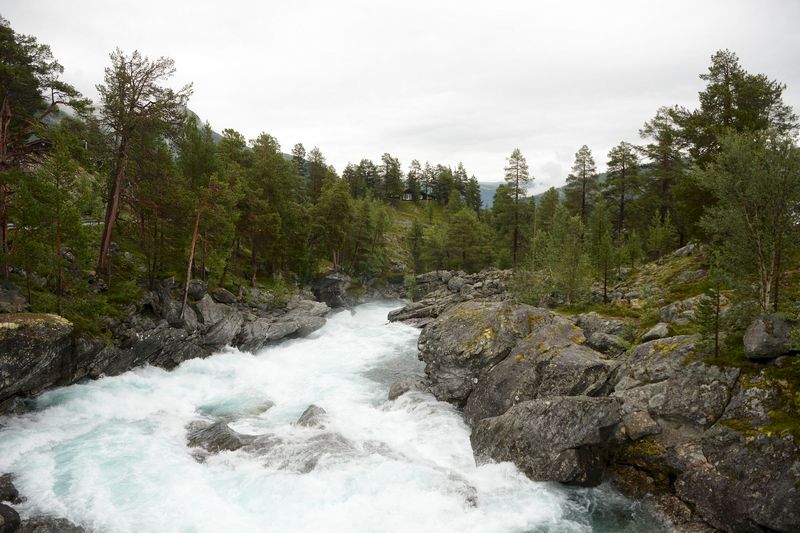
[{"x1": 0, "y1": 301, "x2": 663, "y2": 532}]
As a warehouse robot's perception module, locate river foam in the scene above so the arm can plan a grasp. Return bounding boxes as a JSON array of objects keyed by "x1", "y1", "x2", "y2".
[{"x1": 0, "y1": 301, "x2": 663, "y2": 532}]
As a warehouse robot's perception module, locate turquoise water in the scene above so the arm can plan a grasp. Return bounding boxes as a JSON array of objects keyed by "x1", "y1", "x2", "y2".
[{"x1": 0, "y1": 302, "x2": 663, "y2": 532}]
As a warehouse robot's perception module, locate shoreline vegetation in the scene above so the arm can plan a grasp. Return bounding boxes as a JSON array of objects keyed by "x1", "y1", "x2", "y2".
[{"x1": 1, "y1": 13, "x2": 799, "y2": 533}]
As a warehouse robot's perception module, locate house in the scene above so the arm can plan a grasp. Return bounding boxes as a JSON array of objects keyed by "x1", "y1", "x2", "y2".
[{"x1": 401, "y1": 188, "x2": 415, "y2": 201}]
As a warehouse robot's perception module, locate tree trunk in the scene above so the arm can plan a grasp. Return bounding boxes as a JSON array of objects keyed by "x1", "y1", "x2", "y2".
[
  {"x1": 250, "y1": 239, "x2": 258, "y2": 287},
  {"x1": 180, "y1": 210, "x2": 201, "y2": 319},
  {"x1": 97, "y1": 139, "x2": 128, "y2": 274}
]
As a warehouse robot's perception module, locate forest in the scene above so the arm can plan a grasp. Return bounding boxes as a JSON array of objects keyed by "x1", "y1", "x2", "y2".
[{"x1": 1, "y1": 15, "x2": 798, "y2": 348}]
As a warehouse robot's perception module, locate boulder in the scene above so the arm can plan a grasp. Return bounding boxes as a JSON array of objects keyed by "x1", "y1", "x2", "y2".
[
  {"x1": 585, "y1": 332, "x2": 628, "y2": 357},
  {"x1": 0, "y1": 475, "x2": 18, "y2": 504},
  {"x1": 659, "y1": 295, "x2": 711, "y2": 325},
  {"x1": 642, "y1": 322, "x2": 670, "y2": 342},
  {"x1": 0, "y1": 286, "x2": 29, "y2": 313},
  {"x1": 210, "y1": 287, "x2": 237, "y2": 305},
  {"x1": 311, "y1": 272, "x2": 352, "y2": 308},
  {"x1": 743, "y1": 314, "x2": 794, "y2": 360},
  {"x1": 671, "y1": 374, "x2": 800, "y2": 532},
  {"x1": 613, "y1": 336, "x2": 739, "y2": 429},
  {"x1": 296, "y1": 405, "x2": 327, "y2": 427},
  {"x1": 186, "y1": 421, "x2": 254, "y2": 453},
  {"x1": 387, "y1": 379, "x2": 427, "y2": 400},
  {"x1": 0, "y1": 503, "x2": 20, "y2": 533},
  {"x1": 186, "y1": 279, "x2": 208, "y2": 300},
  {"x1": 464, "y1": 335, "x2": 615, "y2": 426},
  {"x1": 621, "y1": 411, "x2": 661, "y2": 440},
  {"x1": 202, "y1": 311, "x2": 244, "y2": 347},
  {"x1": 416, "y1": 301, "x2": 536, "y2": 404},
  {"x1": 18, "y1": 517, "x2": 87, "y2": 532},
  {"x1": 0, "y1": 314, "x2": 74, "y2": 406},
  {"x1": 575, "y1": 312, "x2": 635, "y2": 341},
  {"x1": 471, "y1": 396, "x2": 622, "y2": 485},
  {"x1": 194, "y1": 295, "x2": 230, "y2": 326}
]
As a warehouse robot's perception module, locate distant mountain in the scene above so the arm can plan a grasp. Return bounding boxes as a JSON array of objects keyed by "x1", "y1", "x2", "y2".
[{"x1": 479, "y1": 182, "x2": 502, "y2": 208}]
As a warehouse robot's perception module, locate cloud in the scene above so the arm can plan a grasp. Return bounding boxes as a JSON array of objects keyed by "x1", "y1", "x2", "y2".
[{"x1": 3, "y1": 0, "x2": 799, "y2": 186}]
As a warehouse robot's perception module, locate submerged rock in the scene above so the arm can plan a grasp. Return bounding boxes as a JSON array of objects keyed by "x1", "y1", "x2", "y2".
[
  {"x1": 471, "y1": 396, "x2": 622, "y2": 486},
  {"x1": 17, "y1": 517, "x2": 87, "y2": 532},
  {"x1": 186, "y1": 421, "x2": 254, "y2": 453},
  {"x1": 296, "y1": 405, "x2": 327, "y2": 427}
]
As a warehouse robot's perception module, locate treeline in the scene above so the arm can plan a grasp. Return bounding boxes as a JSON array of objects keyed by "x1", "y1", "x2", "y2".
[
  {"x1": 1, "y1": 13, "x2": 798, "y2": 333},
  {"x1": 490, "y1": 50, "x2": 800, "y2": 316}
]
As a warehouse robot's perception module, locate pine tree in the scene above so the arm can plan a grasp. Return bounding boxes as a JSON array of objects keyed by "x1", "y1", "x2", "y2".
[
  {"x1": 564, "y1": 145, "x2": 597, "y2": 222},
  {"x1": 504, "y1": 148, "x2": 532, "y2": 266},
  {"x1": 0, "y1": 17, "x2": 89, "y2": 283},
  {"x1": 95, "y1": 49, "x2": 191, "y2": 276},
  {"x1": 603, "y1": 141, "x2": 639, "y2": 236}
]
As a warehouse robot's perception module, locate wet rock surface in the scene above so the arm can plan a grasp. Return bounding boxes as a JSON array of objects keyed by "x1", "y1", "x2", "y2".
[
  {"x1": 0, "y1": 281, "x2": 331, "y2": 413},
  {"x1": 398, "y1": 270, "x2": 800, "y2": 533}
]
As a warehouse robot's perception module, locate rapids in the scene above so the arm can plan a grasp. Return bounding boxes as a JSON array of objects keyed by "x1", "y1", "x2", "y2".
[{"x1": 0, "y1": 301, "x2": 664, "y2": 532}]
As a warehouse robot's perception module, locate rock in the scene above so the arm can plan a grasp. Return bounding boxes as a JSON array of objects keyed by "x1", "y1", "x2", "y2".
[
  {"x1": 585, "y1": 332, "x2": 628, "y2": 357},
  {"x1": 0, "y1": 503, "x2": 20, "y2": 533},
  {"x1": 613, "y1": 336, "x2": 739, "y2": 429},
  {"x1": 622, "y1": 411, "x2": 661, "y2": 440},
  {"x1": 447, "y1": 276, "x2": 466, "y2": 292},
  {"x1": 0, "y1": 314, "x2": 74, "y2": 407},
  {"x1": 293, "y1": 316, "x2": 326, "y2": 337},
  {"x1": 672, "y1": 243, "x2": 701, "y2": 257},
  {"x1": 0, "y1": 475, "x2": 18, "y2": 504},
  {"x1": 186, "y1": 421, "x2": 254, "y2": 453},
  {"x1": 17, "y1": 518, "x2": 87, "y2": 532},
  {"x1": 202, "y1": 311, "x2": 244, "y2": 347},
  {"x1": 210, "y1": 287, "x2": 237, "y2": 304},
  {"x1": 667, "y1": 372, "x2": 800, "y2": 532},
  {"x1": 575, "y1": 312, "x2": 635, "y2": 341},
  {"x1": 235, "y1": 317, "x2": 275, "y2": 352},
  {"x1": 0, "y1": 286, "x2": 29, "y2": 313},
  {"x1": 296, "y1": 405, "x2": 327, "y2": 427},
  {"x1": 387, "y1": 379, "x2": 427, "y2": 400},
  {"x1": 471, "y1": 396, "x2": 622, "y2": 485},
  {"x1": 186, "y1": 279, "x2": 207, "y2": 300},
  {"x1": 464, "y1": 332, "x2": 615, "y2": 426},
  {"x1": 743, "y1": 314, "x2": 794, "y2": 360},
  {"x1": 660, "y1": 295, "x2": 719, "y2": 326},
  {"x1": 416, "y1": 300, "x2": 535, "y2": 405},
  {"x1": 194, "y1": 294, "x2": 229, "y2": 326},
  {"x1": 642, "y1": 322, "x2": 670, "y2": 342},
  {"x1": 311, "y1": 272, "x2": 352, "y2": 308}
]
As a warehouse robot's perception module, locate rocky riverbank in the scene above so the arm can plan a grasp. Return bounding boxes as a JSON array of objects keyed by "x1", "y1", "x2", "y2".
[
  {"x1": 389, "y1": 266, "x2": 800, "y2": 533},
  {"x1": 0, "y1": 276, "x2": 351, "y2": 415}
]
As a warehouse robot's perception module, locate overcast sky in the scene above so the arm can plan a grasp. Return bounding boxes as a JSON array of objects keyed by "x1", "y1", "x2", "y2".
[{"x1": 3, "y1": 1, "x2": 799, "y2": 191}]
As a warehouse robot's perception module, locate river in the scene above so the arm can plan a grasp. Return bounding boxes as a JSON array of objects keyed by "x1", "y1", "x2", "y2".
[{"x1": 0, "y1": 301, "x2": 664, "y2": 532}]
